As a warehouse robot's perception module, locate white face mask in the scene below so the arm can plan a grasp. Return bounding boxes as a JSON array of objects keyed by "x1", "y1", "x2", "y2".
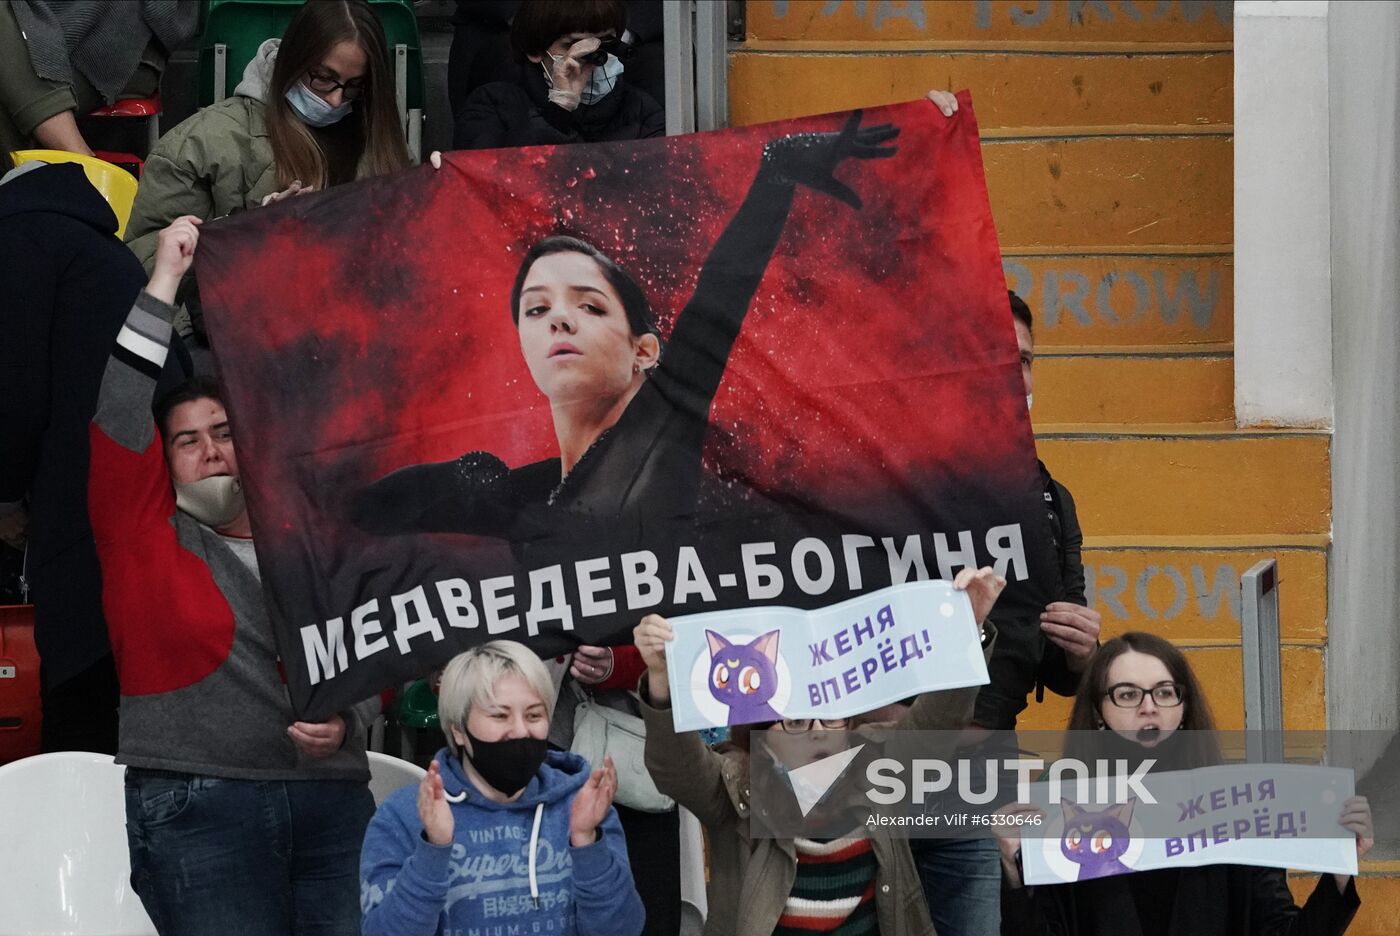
[
  {"x1": 542, "y1": 52, "x2": 624, "y2": 105},
  {"x1": 175, "y1": 476, "x2": 246, "y2": 528},
  {"x1": 285, "y1": 80, "x2": 353, "y2": 127},
  {"x1": 1026, "y1": 393, "x2": 1033, "y2": 412}
]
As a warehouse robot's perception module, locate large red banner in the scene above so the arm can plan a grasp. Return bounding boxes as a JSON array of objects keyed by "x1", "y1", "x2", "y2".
[{"x1": 198, "y1": 94, "x2": 1057, "y2": 718}]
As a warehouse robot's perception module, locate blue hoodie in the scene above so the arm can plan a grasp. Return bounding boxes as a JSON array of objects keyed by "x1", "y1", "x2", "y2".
[{"x1": 361, "y1": 747, "x2": 645, "y2": 936}]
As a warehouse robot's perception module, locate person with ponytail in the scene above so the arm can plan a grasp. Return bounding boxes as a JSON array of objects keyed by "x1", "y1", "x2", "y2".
[{"x1": 124, "y1": 0, "x2": 409, "y2": 342}]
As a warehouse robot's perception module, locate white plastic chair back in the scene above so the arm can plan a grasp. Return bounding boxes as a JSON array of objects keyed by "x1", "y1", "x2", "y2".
[
  {"x1": 367, "y1": 750, "x2": 425, "y2": 806},
  {"x1": 678, "y1": 805, "x2": 708, "y2": 935},
  {"x1": 0, "y1": 751, "x2": 158, "y2": 935}
]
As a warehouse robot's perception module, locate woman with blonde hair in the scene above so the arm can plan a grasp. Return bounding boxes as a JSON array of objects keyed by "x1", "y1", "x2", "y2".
[
  {"x1": 124, "y1": 0, "x2": 409, "y2": 339},
  {"x1": 361, "y1": 640, "x2": 644, "y2": 936}
]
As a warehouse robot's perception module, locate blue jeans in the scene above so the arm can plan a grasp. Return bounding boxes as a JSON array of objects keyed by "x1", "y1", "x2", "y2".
[
  {"x1": 125, "y1": 769, "x2": 374, "y2": 936},
  {"x1": 913, "y1": 836, "x2": 1003, "y2": 936}
]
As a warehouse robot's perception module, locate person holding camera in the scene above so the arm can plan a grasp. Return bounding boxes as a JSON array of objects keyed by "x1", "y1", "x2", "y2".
[{"x1": 452, "y1": 0, "x2": 663, "y2": 150}]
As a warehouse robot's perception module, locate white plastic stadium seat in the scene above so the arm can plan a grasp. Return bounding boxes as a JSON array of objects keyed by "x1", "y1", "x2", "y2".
[
  {"x1": 367, "y1": 750, "x2": 426, "y2": 806},
  {"x1": 0, "y1": 751, "x2": 158, "y2": 935},
  {"x1": 678, "y1": 806, "x2": 708, "y2": 935}
]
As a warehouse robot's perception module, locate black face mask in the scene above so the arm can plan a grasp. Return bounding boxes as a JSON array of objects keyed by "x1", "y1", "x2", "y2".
[{"x1": 463, "y1": 729, "x2": 549, "y2": 795}]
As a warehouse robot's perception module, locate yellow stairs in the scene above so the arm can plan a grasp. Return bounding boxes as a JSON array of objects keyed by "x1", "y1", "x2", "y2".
[{"x1": 728, "y1": 2, "x2": 1393, "y2": 928}]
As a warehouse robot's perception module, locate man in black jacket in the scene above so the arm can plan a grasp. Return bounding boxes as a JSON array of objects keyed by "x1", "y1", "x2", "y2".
[
  {"x1": 914, "y1": 290, "x2": 1102, "y2": 936},
  {"x1": 0, "y1": 156, "x2": 188, "y2": 752},
  {"x1": 975, "y1": 291, "x2": 1101, "y2": 729}
]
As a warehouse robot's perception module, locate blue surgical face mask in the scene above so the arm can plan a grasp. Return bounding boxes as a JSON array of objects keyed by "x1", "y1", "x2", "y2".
[
  {"x1": 580, "y1": 53, "x2": 624, "y2": 104},
  {"x1": 543, "y1": 51, "x2": 624, "y2": 105},
  {"x1": 285, "y1": 80, "x2": 353, "y2": 127}
]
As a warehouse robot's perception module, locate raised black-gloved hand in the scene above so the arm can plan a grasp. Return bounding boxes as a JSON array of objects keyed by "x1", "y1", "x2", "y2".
[{"x1": 759, "y1": 109, "x2": 900, "y2": 209}]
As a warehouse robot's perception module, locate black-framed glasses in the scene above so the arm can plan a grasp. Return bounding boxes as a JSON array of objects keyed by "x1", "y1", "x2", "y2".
[
  {"x1": 773, "y1": 718, "x2": 850, "y2": 733},
  {"x1": 1104, "y1": 682, "x2": 1186, "y2": 708},
  {"x1": 305, "y1": 70, "x2": 365, "y2": 100}
]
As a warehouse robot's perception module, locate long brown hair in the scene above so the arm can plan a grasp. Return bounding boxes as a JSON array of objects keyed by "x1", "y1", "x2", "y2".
[
  {"x1": 265, "y1": 0, "x2": 409, "y2": 190},
  {"x1": 1064, "y1": 631, "x2": 1222, "y2": 768}
]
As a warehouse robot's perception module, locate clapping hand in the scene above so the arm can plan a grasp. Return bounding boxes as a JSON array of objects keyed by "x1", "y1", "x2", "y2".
[
  {"x1": 569, "y1": 754, "x2": 618, "y2": 847},
  {"x1": 760, "y1": 109, "x2": 900, "y2": 209},
  {"x1": 418, "y1": 759, "x2": 455, "y2": 846}
]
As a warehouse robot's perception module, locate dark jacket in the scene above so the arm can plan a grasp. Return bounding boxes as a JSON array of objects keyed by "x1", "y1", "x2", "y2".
[
  {"x1": 452, "y1": 63, "x2": 664, "y2": 150},
  {"x1": 1021, "y1": 864, "x2": 1360, "y2": 936},
  {"x1": 974, "y1": 461, "x2": 1087, "y2": 729},
  {"x1": 0, "y1": 162, "x2": 188, "y2": 688}
]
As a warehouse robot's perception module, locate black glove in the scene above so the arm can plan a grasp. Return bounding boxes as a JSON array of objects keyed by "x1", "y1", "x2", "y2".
[{"x1": 759, "y1": 109, "x2": 900, "y2": 209}]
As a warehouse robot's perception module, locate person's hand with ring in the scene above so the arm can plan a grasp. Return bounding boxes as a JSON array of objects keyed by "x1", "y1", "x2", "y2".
[{"x1": 570, "y1": 645, "x2": 615, "y2": 685}]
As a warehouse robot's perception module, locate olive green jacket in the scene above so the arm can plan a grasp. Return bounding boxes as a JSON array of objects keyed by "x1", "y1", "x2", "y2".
[
  {"x1": 124, "y1": 93, "x2": 281, "y2": 280},
  {"x1": 124, "y1": 40, "x2": 375, "y2": 334},
  {"x1": 640, "y1": 625, "x2": 996, "y2": 936}
]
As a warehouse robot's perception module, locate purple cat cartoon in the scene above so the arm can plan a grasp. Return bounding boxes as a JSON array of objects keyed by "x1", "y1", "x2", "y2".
[
  {"x1": 705, "y1": 630, "x2": 783, "y2": 726},
  {"x1": 1060, "y1": 799, "x2": 1136, "y2": 880}
]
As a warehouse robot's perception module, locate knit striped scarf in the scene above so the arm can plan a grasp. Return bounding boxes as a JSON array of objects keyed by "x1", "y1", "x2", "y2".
[{"x1": 774, "y1": 835, "x2": 878, "y2": 934}]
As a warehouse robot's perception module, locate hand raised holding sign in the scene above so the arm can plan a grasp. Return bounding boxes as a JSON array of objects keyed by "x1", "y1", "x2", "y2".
[
  {"x1": 952, "y1": 565, "x2": 1006, "y2": 629},
  {"x1": 635, "y1": 614, "x2": 674, "y2": 708},
  {"x1": 1334, "y1": 794, "x2": 1373, "y2": 893}
]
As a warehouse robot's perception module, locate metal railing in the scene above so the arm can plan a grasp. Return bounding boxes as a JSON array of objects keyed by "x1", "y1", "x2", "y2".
[{"x1": 1240, "y1": 559, "x2": 1283, "y2": 762}]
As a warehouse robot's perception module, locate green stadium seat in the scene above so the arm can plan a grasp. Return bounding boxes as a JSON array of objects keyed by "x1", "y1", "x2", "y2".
[{"x1": 395, "y1": 677, "x2": 439, "y2": 765}]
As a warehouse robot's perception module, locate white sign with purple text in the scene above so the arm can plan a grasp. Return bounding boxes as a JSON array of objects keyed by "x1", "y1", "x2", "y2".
[
  {"x1": 663, "y1": 580, "x2": 989, "y2": 731},
  {"x1": 1020, "y1": 763, "x2": 1358, "y2": 884}
]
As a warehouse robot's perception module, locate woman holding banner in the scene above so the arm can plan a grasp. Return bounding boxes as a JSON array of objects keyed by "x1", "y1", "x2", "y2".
[
  {"x1": 995, "y1": 632, "x2": 1372, "y2": 935},
  {"x1": 630, "y1": 566, "x2": 1003, "y2": 936},
  {"x1": 125, "y1": 0, "x2": 410, "y2": 341}
]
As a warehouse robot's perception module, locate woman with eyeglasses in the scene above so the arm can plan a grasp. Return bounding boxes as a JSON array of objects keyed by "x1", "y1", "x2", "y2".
[
  {"x1": 124, "y1": 0, "x2": 409, "y2": 343},
  {"x1": 996, "y1": 631, "x2": 1371, "y2": 935},
  {"x1": 631, "y1": 567, "x2": 1004, "y2": 936}
]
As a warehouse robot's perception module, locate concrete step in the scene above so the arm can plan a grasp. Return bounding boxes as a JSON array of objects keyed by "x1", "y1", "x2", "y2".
[
  {"x1": 1002, "y1": 253, "x2": 1232, "y2": 348},
  {"x1": 746, "y1": 1, "x2": 1233, "y2": 44},
  {"x1": 984, "y1": 136, "x2": 1233, "y2": 250},
  {"x1": 1035, "y1": 426, "x2": 1331, "y2": 537},
  {"x1": 729, "y1": 48, "x2": 1231, "y2": 130},
  {"x1": 1017, "y1": 644, "x2": 1325, "y2": 733},
  {"x1": 1079, "y1": 536, "x2": 1329, "y2": 644},
  {"x1": 1032, "y1": 348, "x2": 1234, "y2": 423}
]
